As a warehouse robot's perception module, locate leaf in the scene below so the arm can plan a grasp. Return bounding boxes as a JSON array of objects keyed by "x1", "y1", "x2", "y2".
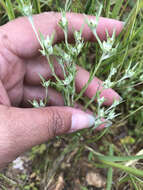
[{"x1": 97, "y1": 155, "x2": 143, "y2": 162}]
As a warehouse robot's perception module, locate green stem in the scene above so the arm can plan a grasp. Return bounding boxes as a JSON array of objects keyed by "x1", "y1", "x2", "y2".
[
  {"x1": 100, "y1": 160, "x2": 143, "y2": 178},
  {"x1": 120, "y1": 105, "x2": 143, "y2": 122},
  {"x1": 129, "y1": 174, "x2": 138, "y2": 190},
  {"x1": 33, "y1": 0, "x2": 41, "y2": 13},
  {"x1": 106, "y1": 145, "x2": 113, "y2": 190},
  {"x1": 47, "y1": 56, "x2": 61, "y2": 84},
  {"x1": 0, "y1": 173, "x2": 16, "y2": 186},
  {"x1": 75, "y1": 55, "x2": 103, "y2": 102},
  {"x1": 28, "y1": 16, "x2": 41, "y2": 44}
]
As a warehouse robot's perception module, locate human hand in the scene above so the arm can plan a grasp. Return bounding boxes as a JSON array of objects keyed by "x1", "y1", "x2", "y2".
[{"x1": 0, "y1": 12, "x2": 123, "y2": 168}]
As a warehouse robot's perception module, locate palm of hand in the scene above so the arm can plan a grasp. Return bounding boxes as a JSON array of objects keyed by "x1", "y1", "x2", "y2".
[
  {"x1": 0, "y1": 37, "x2": 64, "y2": 107},
  {"x1": 0, "y1": 36, "x2": 26, "y2": 106}
]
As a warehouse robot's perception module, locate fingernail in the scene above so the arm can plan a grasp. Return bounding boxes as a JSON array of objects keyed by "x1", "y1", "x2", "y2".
[{"x1": 69, "y1": 113, "x2": 95, "y2": 133}]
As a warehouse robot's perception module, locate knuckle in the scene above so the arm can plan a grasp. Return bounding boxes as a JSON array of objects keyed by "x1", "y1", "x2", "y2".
[
  {"x1": 0, "y1": 29, "x2": 21, "y2": 83},
  {"x1": 0, "y1": 107, "x2": 17, "y2": 167},
  {"x1": 48, "y1": 109, "x2": 64, "y2": 138},
  {"x1": 0, "y1": 46, "x2": 7, "y2": 81}
]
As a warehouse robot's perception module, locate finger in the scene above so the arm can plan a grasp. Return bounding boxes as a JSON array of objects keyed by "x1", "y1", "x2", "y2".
[
  {"x1": 1, "y1": 12, "x2": 123, "y2": 58},
  {"x1": 0, "y1": 105, "x2": 95, "y2": 167},
  {"x1": 22, "y1": 85, "x2": 112, "y2": 131},
  {"x1": 75, "y1": 66, "x2": 121, "y2": 105},
  {"x1": 22, "y1": 85, "x2": 92, "y2": 110},
  {"x1": 25, "y1": 56, "x2": 120, "y2": 105},
  {"x1": 0, "y1": 80, "x2": 11, "y2": 106},
  {"x1": 22, "y1": 85, "x2": 64, "y2": 107},
  {"x1": 22, "y1": 85, "x2": 110, "y2": 131},
  {"x1": 24, "y1": 55, "x2": 59, "y2": 85}
]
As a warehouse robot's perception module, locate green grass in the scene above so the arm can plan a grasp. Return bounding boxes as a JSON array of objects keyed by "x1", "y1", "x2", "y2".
[{"x1": 0, "y1": 0, "x2": 143, "y2": 189}]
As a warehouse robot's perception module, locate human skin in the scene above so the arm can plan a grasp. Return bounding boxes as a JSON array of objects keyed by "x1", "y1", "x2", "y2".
[{"x1": 0, "y1": 12, "x2": 123, "y2": 168}]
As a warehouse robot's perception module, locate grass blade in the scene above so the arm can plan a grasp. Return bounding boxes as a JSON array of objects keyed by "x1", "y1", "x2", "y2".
[
  {"x1": 0, "y1": 0, "x2": 15, "y2": 20},
  {"x1": 123, "y1": 0, "x2": 142, "y2": 43},
  {"x1": 85, "y1": 0, "x2": 92, "y2": 14},
  {"x1": 103, "y1": 0, "x2": 111, "y2": 17},
  {"x1": 106, "y1": 145, "x2": 113, "y2": 190},
  {"x1": 33, "y1": 0, "x2": 41, "y2": 13},
  {"x1": 129, "y1": 174, "x2": 139, "y2": 190},
  {"x1": 97, "y1": 155, "x2": 143, "y2": 162},
  {"x1": 101, "y1": 160, "x2": 143, "y2": 178},
  {"x1": 111, "y1": 0, "x2": 123, "y2": 19},
  {"x1": 106, "y1": 167, "x2": 113, "y2": 190},
  {"x1": 5, "y1": 0, "x2": 15, "y2": 20}
]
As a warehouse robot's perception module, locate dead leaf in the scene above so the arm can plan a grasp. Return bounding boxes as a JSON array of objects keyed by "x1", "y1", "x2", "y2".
[
  {"x1": 86, "y1": 171, "x2": 106, "y2": 188},
  {"x1": 55, "y1": 173, "x2": 64, "y2": 190}
]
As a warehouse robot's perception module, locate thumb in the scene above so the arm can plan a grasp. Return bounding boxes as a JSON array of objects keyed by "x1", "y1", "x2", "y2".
[{"x1": 1, "y1": 106, "x2": 95, "y2": 160}]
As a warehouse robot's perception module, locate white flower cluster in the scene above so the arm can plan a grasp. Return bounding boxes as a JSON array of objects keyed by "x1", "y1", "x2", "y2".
[
  {"x1": 18, "y1": 0, "x2": 32, "y2": 16},
  {"x1": 59, "y1": 11, "x2": 68, "y2": 30},
  {"x1": 30, "y1": 99, "x2": 45, "y2": 108},
  {"x1": 32, "y1": 10, "x2": 85, "y2": 107},
  {"x1": 117, "y1": 62, "x2": 138, "y2": 86},
  {"x1": 87, "y1": 19, "x2": 99, "y2": 29},
  {"x1": 103, "y1": 67, "x2": 117, "y2": 88},
  {"x1": 22, "y1": 4, "x2": 32, "y2": 16},
  {"x1": 39, "y1": 33, "x2": 54, "y2": 56},
  {"x1": 101, "y1": 30, "x2": 118, "y2": 60},
  {"x1": 93, "y1": 94, "x2": 121, "y2": 129},
  {"x1": 86, "y1": 7, "x2": 118, "y2": 61}
]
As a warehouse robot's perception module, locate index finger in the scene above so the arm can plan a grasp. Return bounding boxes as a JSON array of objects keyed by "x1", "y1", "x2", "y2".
[{"x1": 0, "y1": 12, "x2": 123, "y2": 58}]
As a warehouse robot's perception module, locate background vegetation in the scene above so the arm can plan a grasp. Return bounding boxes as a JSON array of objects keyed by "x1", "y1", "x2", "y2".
[{"x1": 0, "y1": 0, "x2": 143, "y2": 189}]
